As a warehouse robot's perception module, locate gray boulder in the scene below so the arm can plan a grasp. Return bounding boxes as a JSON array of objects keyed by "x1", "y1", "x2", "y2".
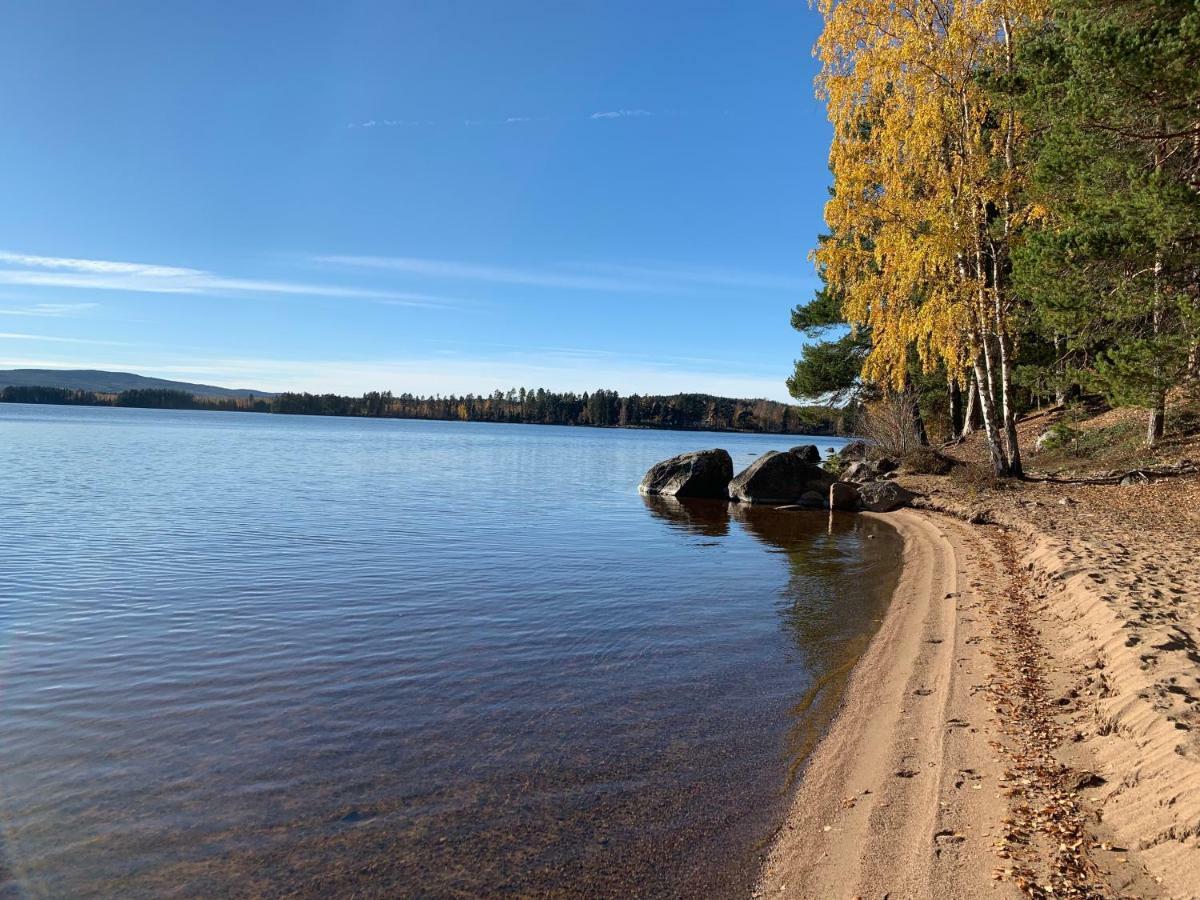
[
  {"x1": 844, "y1": 458, "x2": 901, "y2": 483},
  {"x1": 798, "y1": 490, "x2": 827, "y2": 509},
  {"x1": 789, "y1": 444, "x2": 821, "y2": 464},
  {"x1": 728, "y1": 451, "x2": 835, "y2": 504},
  {"x1": 639, "y1": 449, "x2": 733, "y2": 499},
  {"x1": 857, "y1": 481, "x2": 917, "y2": 513},
  {"x1": 840, "y1": 439, "x2": 870, "y2": 461},
  {"x1": 842, "y1": 461, "x2": 873, "y2": 483},
  {"x1": 829, "y1": 481, "x2": 861, "y2": 511}
]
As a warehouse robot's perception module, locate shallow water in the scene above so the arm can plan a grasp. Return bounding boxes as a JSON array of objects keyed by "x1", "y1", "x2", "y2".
[{"x1": 0, "y1": 404, "x2": 900, "y2": 898}]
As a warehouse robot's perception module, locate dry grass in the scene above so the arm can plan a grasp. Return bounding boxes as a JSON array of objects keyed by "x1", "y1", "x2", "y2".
[
  {"x1": 857, "y1": 393, "x2": 926, "y2": 458},
  {"x1": 946, "y1": 395, "x2": 1200, "y2": 481},
  {"x1": 901, "y1": 446, "x2": 955, "y2": 475}
]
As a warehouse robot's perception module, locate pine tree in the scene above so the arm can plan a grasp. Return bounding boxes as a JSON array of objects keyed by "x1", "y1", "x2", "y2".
[
  {"x1": 1015, "y1": 0, "x2": 1200, "y2": 446},
  {"x1": 787, "y1": 270, "x2": 870, "y2": 405}
]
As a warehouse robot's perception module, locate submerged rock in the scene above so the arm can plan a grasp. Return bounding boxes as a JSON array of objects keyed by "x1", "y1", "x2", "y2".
[
  {"x1": 829, "y1": 481, "x2": 861, "y2": 511},
  {"x1": 728, "y1": 451, "x2": 835, "y2": 504},
  {"x1": 857, "y1": 480, "x2": 917, "y2": 513},
  {"x1": 638, "y1": 449, "x2": 734, "y2": 499},
  {"x1": 641, "y1": 493, "x2": 730, "y2": 536},
  {"x1": 789, "y1": 444, "x2": 821, "y2": 464},
  {"x1": 798, "y1": 489, "x2": 827, "y2": 509}
]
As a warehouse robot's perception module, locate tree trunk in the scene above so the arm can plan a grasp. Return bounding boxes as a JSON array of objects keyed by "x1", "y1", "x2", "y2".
[
  {"x1": 1148, "y1": 390, "x2": 1166, "y2": 446},
  {"x1": 991, "y1": 256, "x2": 1023, "y2": 478},
  {"x1": 1148, "y1": 248, "x2": 1166, "y2": 449},
  {"x1": 972, "y1": 353, "x2": 1009, "y2": 476},
  {"x1": 962, "y1": 371, "x2": 982, "y2": 437},
  {"x1": 981, "y1": 332, "x2": 998, "y2": 413},
  {"x1": 1147, "y1": 132, "x2": 1168, "y2": 449},
  {"x1": 974, "y1": 235, "x2": 1009, "y2": 476},
  {"x1": 1053, "y1": 333, "x2": 1067, "y2": 406},
  {"x1": 997, "y1": 328, "x2": 1024, "y2": 477},
  {"x1": 910, "y1": 390, "x2": 929, "y2": 447},
  {"x1": 949, "y1": 377, "x2": 964, "y2": 438}
]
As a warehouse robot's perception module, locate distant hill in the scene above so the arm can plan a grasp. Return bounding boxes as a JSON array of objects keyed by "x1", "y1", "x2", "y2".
[{"x1": 0, "y1": 369, "x2": 274, "y2": 399}]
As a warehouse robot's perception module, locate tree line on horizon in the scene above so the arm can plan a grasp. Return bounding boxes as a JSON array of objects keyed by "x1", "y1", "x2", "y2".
[
  {"x1": 790, "y1": 0, "x2": 1199, "y2": 476},
  {"x1": 0, "y1": 384, "x2": 846, "y2": 435}
]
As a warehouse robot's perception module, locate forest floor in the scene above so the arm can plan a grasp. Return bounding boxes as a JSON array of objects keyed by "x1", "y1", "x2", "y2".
[{"x1": 759, "y1": 400, "x2": 1200, "y2": 899}]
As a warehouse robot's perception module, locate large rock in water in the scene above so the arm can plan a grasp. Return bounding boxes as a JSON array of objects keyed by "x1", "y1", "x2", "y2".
[
  {"x1": 728, "y1": 451, "x2": 835, "y2": 504},
  {"x1": 857, "y1": 480, "x2": 916, "y2": 513},
  {"x1": 638, "y1": 449, "x2": 733, "y2": 499},
  {"x1": 789, "y1": 444, "x2": 821, "y2": 464},
  {"x1": 829, "y1": 481, "x2": 861, "y2": 511}
]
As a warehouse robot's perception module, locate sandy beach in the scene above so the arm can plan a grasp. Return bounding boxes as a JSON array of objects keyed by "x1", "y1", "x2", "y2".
[{"x1": 758, "y1": 463, "x2": 1200, "y2": 898}]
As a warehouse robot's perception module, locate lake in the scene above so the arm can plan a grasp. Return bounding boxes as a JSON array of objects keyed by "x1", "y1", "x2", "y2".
[{"x1": 0, "y1": 404, "x2": 900, "y2": 898}]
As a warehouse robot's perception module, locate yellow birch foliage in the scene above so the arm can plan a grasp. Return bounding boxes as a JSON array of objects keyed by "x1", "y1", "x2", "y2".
[{"x1": 813, "y1": 0, "x2": 1045, "y2": 388}]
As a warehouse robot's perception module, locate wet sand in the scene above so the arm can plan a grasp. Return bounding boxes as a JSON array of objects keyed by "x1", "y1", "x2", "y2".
[
  {"x1": 758, "y1": 511, "x2": 1020, "y2": 898},
  {"x1": 760, "y1": 491, "x2": 1200, "y2": 898}
]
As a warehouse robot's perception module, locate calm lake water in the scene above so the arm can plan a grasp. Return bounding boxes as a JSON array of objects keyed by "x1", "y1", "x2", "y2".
[{"x1": 0, "y1": 404, "x2": 900, "y2": 898}]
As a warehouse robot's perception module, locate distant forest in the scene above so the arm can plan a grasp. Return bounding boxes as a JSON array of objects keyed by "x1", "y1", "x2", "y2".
[{"x1": 0, "y1": 385, "x2": 846, "y2": 435}]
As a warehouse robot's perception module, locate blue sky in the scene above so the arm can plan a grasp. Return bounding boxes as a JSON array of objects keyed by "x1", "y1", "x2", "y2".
[{"x1": 0, "y1": 1, "x2": 830, "y2": 402}]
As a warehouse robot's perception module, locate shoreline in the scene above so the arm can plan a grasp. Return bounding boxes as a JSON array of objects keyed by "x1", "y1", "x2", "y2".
[
  {"x1": 0, "y1": 399, "x2": 841, "y2": 438},
  {"x1": 759, "y1": 496, "x2": 1200, "y2": 898},
  {"x1": 757, "y1": 510, "x2": 1012, "y2": 898}
]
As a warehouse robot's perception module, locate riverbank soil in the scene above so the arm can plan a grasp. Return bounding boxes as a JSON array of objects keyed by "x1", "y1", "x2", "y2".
[{"x1": 760, "y1": 404, "x2": 1200, "y2": 899}]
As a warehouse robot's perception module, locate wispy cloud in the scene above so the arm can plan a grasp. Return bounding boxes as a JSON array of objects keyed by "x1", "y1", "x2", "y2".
[
  {"x1": 314, "y1": 255, "x2": 662, "y2": 293},
  {"x1": 575, "y1": 262, "x2": 815, "y2": 293},
  {"x1": 348, "y1": 118, "x2": 434, "y2": 128},
  {"x1": 0, "y1": 301, "x2": 99, "y2": 318},
  {"x1": 347, "y1": 108, "x2": 661, "y2": 129},
  {"x1": 589, "y1": 109, "x2": 652, "y2": 119},
  {"x1": 0, "y1": 331, "x2": 129, "y2": 346},
  {"x1": 0, "y1": 251, "x2": 462, "y2": 307},
  {"x1": 0, "y1": 252, "x2": 199, "y2": 279},
  {"x1": 314, "y1": 254, "x2": 810, "y2": 296}
]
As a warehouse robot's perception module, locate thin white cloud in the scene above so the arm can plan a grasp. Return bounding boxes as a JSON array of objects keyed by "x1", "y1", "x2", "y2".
[
  {"x1": 348, "y1": 119, "x2": 431, "y2": 128},
  {"x1": 0, "y1": 251, "x2": 197, "y2": 279},
  {"x1": 590, "y1": 109, "x2": 653, "y2": 119},
  {"x1": 314, "y1": 255, "x2": 662, "y2": 293},
  {"x1": 315, "y1": 254, "x2": 809, "y2": 296},
  {"x1": 577, "y1": 262, "x2": 815, "y2": 292},
  {"x1": 0, "y1": 301, "x2": 98, "y2": 318},
  {"x1": 346, "y1": 109, "x2": 659, "y2": 129},
  {"x1": 0, "y1": 331, "x2": 129, "y2": 346},
  {"x1": 0, "y1": 251, "x2": 463, "y2": 307}
]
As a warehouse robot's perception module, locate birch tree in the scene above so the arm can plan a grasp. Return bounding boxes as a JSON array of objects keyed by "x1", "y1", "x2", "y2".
[{"x1": 813, "y1": 0, "x2": 1046, "y2": 475}]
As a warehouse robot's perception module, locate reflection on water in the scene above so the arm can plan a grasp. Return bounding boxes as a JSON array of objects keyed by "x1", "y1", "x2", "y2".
[
  {"x1": 639, "y1": 493, "x2": 731, "y2": 537},
  {"x1": 0, "y1": 405, "x2": 898, "y2": 898}
]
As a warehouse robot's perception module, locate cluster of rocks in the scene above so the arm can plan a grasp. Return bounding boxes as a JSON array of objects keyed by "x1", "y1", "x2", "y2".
[{"x1": 638, "y1": 444, "x2": 916, "y2": 513}]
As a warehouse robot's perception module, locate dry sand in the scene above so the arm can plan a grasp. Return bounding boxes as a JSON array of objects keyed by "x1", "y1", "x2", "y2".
[{"x1": 758, "y1": 490, "x2": 1200, "y2": 898}]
